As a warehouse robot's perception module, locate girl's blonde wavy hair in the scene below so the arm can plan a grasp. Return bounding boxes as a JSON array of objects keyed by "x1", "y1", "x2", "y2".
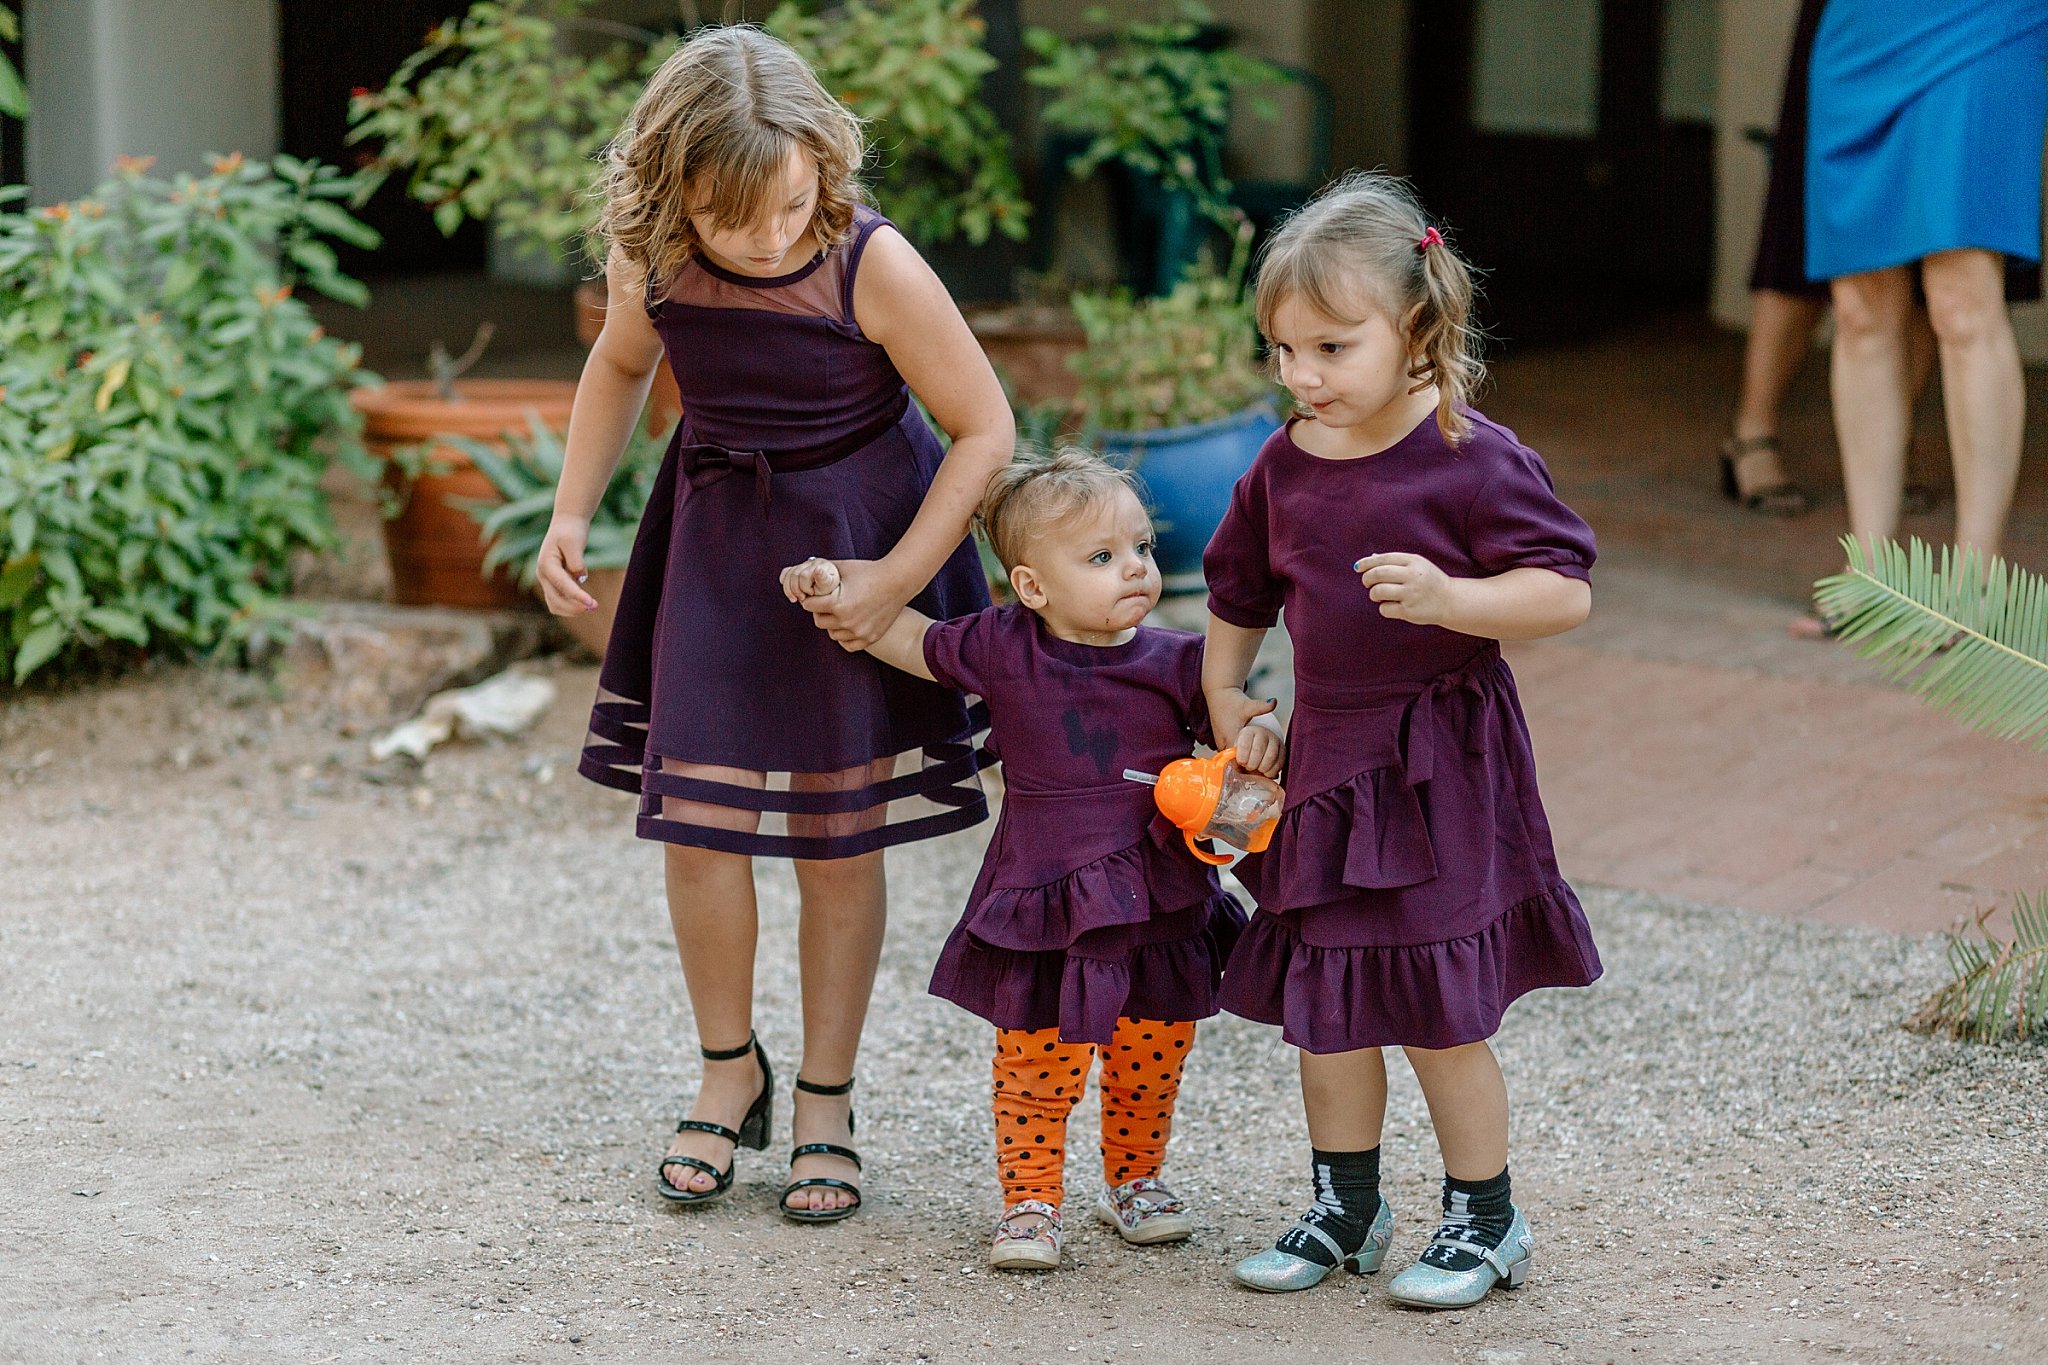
[
  {"x1": 592, "y1": 26, "x2": 866, "y2": 295},
  {"x1": 977, "y1": 447, "x2": 1141, "y2": 572},
  {"x1": 1253, "y1": 171, "x2": 1484, "y2": 442}
]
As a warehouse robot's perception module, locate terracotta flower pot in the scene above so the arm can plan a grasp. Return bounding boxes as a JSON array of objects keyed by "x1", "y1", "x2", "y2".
[
  {"x1": 575, "y1": 278, "x2": 683, "y2": 428},
  {"x1": 966, "y1": 303, "x2": 1086, "y2": 408},
  {"x1": 351, "y1": 380, "x2": 579, "y2": 611},
  {"x1": 555, "y1": 565, "x2": 626, "y2": 659}
]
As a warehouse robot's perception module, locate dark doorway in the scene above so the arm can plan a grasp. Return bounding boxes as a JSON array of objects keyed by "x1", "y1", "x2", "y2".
[
  {"x1": 278, "y1": 0, "x2": 484, "y2": 275},
  {"x1": 1407, "y1": 0, "x2": 1714, "y2": 346}
]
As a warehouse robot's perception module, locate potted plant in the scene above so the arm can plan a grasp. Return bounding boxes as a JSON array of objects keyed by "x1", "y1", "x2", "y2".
[
  {"x1": 351, "y1": 0, "x2": 1026, "y2": 393},
  {"x1": 350, "y1": 326, "x2": 578, "y2": 611},
  {"x1": 455, "y1": 411, "x2": 672, "y2": 657},
  {"x1": 1066, "y1": 217, "x2": 1280, "y2": 587},
  {"x1": 0, "y1": 154, "x2": 379, "y2": 684},
  {"x1": 1025, "y1": 0, "x2": 1294, "y2": 296}
]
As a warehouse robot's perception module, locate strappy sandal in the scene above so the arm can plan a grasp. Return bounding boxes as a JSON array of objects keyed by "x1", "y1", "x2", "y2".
[
  {"x1": 780, "y1": 1075, "x2": 862, "y2": 1223},
  {"x1": 656, "y1": 1032, "x2": 772, "y2": 1204},
  {"x1": 1718, "y1": 435, "x2": 1811, "y2": 518}
]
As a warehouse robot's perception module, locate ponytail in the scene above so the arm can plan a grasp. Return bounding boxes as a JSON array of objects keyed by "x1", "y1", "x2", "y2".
[{"x1": 1409, "y1": 230, "x2": 1482, "y2": 442}]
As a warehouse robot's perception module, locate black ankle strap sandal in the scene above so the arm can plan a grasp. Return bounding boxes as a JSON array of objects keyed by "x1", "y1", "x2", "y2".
[
  {"x1": 781, "y1": 1075, "x2": 862, "y2": 1223},
  {"x1": 657, "y1": 1032, "x2": 773, "y2": 1205}
]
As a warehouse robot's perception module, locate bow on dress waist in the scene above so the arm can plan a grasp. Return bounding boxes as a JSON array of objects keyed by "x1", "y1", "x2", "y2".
[
  {"x1": 680, "y1": 443, "x2": 774, "y2": 508},
  {"x1": 1396, "y1": 645, "x2": 1503, "y2": 786}
]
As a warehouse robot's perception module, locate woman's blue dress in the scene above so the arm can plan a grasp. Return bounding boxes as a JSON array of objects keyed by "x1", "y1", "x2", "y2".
[{"x1": 1805, "y1": 0, "x2": 2048, "y2": 281}]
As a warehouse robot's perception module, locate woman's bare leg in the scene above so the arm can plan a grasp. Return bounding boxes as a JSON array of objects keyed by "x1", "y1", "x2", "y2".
[
  {"x1": 1922, "y1": 248, "x2": 2025, "y2": 559},
  {"x1": 659, "y1": 842, "x2": 764, "y2": 1193},
  {"x1": 784, "y1": 850, "x2": 888, "y2": 1211},
  {"x1": 1828, "y1": 267, "x2": 1917, "y2": 555}
]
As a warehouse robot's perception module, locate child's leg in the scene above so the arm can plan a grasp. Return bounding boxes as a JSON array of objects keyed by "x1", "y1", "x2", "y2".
[
  {"x1": 1401, "y1": 1041, "x2": 1519, "y2": 1278},
  {"x1": 1097, "y1": 1017, "x2": 1196, "y2": 1186},
  {"x1": 659, "y1": 842, "x2": 763, "y2": 1195},
  {"x1": 784, "y1": 850, "x2": 888, "y2": 1213},
  {"x1": 992, "y1": 1026, "x2": 1093, "y2": 1211},
  {"x1": 1276, "y1": 1047, "x2": 1391, "y2": 1265}
]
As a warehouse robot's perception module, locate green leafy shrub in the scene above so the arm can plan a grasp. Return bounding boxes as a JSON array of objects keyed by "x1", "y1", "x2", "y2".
[
  {"x1": 350, "y1": 0, "x2": 1026, "y2": 256},
  {"x1": 456, "y1": 413, "x2": 669, "y2": 587},
  {"x1": 1067, "y1": 218, "x2": 1274, "y2": 432},
  {"x1": 1815, "y1": 537, "x2": 2048, "y2": 1040},
  {"x1": 0, "y1": 5, "x2": 26, "y2": 119},
  {"x1": 766, "y1": 0, "x2": 1028, "y2": 246},
  {"x1": 0, "y1": 154, "x2": 378, "y2": 684},
  {"x1": 1026, "y1": 1, "x2": 1293, "y2": 228}
]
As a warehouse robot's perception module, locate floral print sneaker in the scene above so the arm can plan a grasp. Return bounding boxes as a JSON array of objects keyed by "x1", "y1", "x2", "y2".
[
  {"x1": 990, "y1": 1199, "x2": 1062, "y2": 1271},
  {"x1": 1094, "y1": 1176, "x2": 1195, "y2": 1246}
]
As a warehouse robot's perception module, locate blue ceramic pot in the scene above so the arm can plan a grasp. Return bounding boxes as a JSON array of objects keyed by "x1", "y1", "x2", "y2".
[{"x1": 1094, "y1": 402, "x2": 1281, "y2": 585}]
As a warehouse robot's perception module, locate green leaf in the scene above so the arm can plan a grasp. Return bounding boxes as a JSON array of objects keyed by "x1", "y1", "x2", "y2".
[
  {"x1": 12, "y1": 621, "x2": 67, "y2": 683},
  {"x1": 0, "y1": 554, "x2": 38, "y2": 609},
  {"x1": 83, "y1": 605, "x2": 149, "y2": 645}
]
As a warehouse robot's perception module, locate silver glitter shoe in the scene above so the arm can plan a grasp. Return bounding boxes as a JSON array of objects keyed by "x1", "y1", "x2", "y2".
[
  {"x1": 1231, "y1": 1197, "x2": 1394, "y2": 1293},
  {"x1": 1095, "y1": 1176, "x2": 1195, "y2": 1245},
  {"x1": 1386, "y1": 1206, "x2": 1533, "y2": 1309}
]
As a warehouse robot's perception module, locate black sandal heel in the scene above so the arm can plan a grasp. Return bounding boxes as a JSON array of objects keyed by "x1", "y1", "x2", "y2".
[
  {"x1": 1718, "y1": 435, "x2": 1811, "y2": 518},
  {"x1": 657, "y1": 1032, "x2": 772, "y2": 1205},
  {"x1": 781, "y1": 1075, "x2": 862, "y2": 1224}
]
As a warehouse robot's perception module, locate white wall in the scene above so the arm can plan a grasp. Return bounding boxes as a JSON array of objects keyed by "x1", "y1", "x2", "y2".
[
  {"x1": 1712, "y1": 0, "x2": 2048, "y2": 359},
  {"x1": 23, "y1": 0, "x2": 278, "y2": 205}
]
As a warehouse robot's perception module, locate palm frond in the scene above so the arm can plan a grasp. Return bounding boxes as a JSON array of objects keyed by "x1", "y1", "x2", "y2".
[
  {"x1": 1909, "y1": 893, "x2": 2048, "y2": 1041},
  {"x1": 1812, "y1": 537, "x2": 2048, "y2": 750}
]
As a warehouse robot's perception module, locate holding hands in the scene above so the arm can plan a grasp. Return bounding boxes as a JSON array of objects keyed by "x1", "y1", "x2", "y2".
[
  {"x1": 1210, "y1": 688, "x2": 1287, "y2": 778},
  {"x1": 780, "y1": 556, "x2": 910, "y2": 651}
]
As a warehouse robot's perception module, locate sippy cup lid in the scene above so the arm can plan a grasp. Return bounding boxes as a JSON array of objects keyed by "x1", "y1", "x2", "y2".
[{"x1": 1150, "y1": 750, "x2": 1231, "y2": 833}]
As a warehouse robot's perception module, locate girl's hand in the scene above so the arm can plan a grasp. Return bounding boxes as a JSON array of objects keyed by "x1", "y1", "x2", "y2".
[
  {"x1": 537, "y1": 516, "x2": 599, "y2": 615},
  {"x1": 1208, "y1": 687, "x2": 1279, "y2": 754},
  {"x1": 1355, "y1": 551, "x2": 1456, "y2": 625},
  {"x1": 1235, "y1": 712, "x2": 1287, "y2": 778},
  {"x1": 806, "y1": 558, "x2": 911, "y2": 651},
  {"x1": 779, "y1": 557, "x2": 842, "y2": 609}
]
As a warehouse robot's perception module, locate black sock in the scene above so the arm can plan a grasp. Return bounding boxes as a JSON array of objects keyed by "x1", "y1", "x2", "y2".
[
  {"x1": 1276, "y1": 1147, "x2": 1380, "y2": 1267},
  {"x1": 1420, "y1": 1166, "x2": 1513, "y2": 1272}
]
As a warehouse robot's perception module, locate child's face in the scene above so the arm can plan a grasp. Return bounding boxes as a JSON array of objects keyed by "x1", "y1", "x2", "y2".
[
  {"x1": 1010, "y1": 487, "x2": 1161, "y2": 643},
  {"x1": 689, "y1": 146, "x2": 821, "y2": 276},
  {"x1": 1266, "y1": 292, "x2": 1420, "y2": 430}
]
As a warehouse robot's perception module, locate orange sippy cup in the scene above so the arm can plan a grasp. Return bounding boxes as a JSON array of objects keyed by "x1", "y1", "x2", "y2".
[{"x1": 1124, "y1": 749, "x2": 1284, "y2": 866}]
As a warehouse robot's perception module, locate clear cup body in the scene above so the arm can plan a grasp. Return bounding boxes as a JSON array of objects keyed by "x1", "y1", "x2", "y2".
[{"x1": 1202, "y1": 763, "x2": 1284, "y2": 850}]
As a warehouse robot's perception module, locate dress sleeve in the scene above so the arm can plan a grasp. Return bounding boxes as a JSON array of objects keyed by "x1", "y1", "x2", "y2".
[
  {"x1": 1203, "y1": 473, "x2": 1283, "y2": 628},
  {"x1": 1176, "y1": 635, "x2": 1216, "y2": 749},
  {"x1": 921, "y1": 607, "x2": 994, "y2": 696},
  {"x1": 1465, "y1": 444, "x2": 1597, "y2": 581}
]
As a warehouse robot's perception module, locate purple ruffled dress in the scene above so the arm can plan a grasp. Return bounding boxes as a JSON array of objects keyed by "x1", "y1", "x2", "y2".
[
  {"x1": 920, "y1": 606, "x2": 1247, "y2": 1045},
  {"x1": 1205, "y1": 413, "x2": 1603, "y2": 1054},
  {"x1": 578, "y1": 208, "x2": 991, "y2": 859}
]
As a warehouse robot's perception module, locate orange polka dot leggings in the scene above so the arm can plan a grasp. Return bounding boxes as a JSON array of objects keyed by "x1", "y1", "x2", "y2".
[{"x1": 991, "y1": 1017, "x2": 1198, "y2": 1209}]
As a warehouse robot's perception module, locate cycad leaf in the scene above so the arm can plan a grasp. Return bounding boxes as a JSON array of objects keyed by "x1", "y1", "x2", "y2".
[{"x1": 1814, "y1": 537, "x2": 2048, "y2": 749}]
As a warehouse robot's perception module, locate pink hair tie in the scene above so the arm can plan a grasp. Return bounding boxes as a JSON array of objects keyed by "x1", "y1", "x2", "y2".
[{"x1": 1417, "y1": 226, "x2": 1443, "y2": 253}]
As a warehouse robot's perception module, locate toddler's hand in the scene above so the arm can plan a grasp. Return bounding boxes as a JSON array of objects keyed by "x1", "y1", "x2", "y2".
[
  {"x1": 1355, "y1": 551, "x2": 1456, "y2": 626},
  {"x1": 1235, "y1": 712, "x2": 1287, "y2": 778},
  {"x1": 1208, "y1": 687, "x2": 1278, "y2": 755},
  {"x1": 780, "y1": 556, "x2": 842, "y2": 609}
]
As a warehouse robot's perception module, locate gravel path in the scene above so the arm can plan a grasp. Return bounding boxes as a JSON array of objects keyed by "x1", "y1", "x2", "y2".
[{"x1": 3, "y1": 661, "x2": 2043, "y2": 1364}]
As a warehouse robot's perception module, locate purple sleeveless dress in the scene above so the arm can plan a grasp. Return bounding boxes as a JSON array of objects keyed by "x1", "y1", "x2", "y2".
[
  {"x1": 578, "y1": 208, "x2": 992, "y2": 859},
  {"x1": 1204, "y1": 413, "x2": 1603, "y2": 1054},
  {"x1": 921, "y1": 607, "x2": 1246, "y2": 1044}
]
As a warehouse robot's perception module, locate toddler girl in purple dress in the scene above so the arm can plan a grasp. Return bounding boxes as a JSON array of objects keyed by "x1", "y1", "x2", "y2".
[
  {"x1": 783, "y1": 451, "x2": 1274, "y2": 1271},
  {"x1": 1205, "y1": 173, "x2": 1602, "y2": 1306}
]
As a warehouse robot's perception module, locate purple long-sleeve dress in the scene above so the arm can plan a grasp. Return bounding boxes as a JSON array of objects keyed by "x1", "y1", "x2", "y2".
[
  {"x1": 920, "y1": 606, "x2": 1247, "y2": 1044},
  {"x1": 578, "y1": 207, "x2": 992, "y2": 859},
  {"x1": 1205, "y1": 414, "x2": 1602, "y2": 1053}
]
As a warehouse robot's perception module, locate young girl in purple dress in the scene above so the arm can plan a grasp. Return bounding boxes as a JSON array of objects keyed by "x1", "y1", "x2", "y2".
[
  {"x1": 1204, "y1": 173, "x2": 1602, "y2": 1305},
  {"x1": 782, "y1": 451, "x2": 1274, "y2": 1271},
  {"x1": 533, "y1": 26, "x2": 1013, "y2": 1221}
]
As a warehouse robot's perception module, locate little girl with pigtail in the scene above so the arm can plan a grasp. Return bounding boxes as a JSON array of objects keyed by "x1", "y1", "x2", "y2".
[{"x1": 1205, "y1": 172, "x2": 1602, "y2": 1306}]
